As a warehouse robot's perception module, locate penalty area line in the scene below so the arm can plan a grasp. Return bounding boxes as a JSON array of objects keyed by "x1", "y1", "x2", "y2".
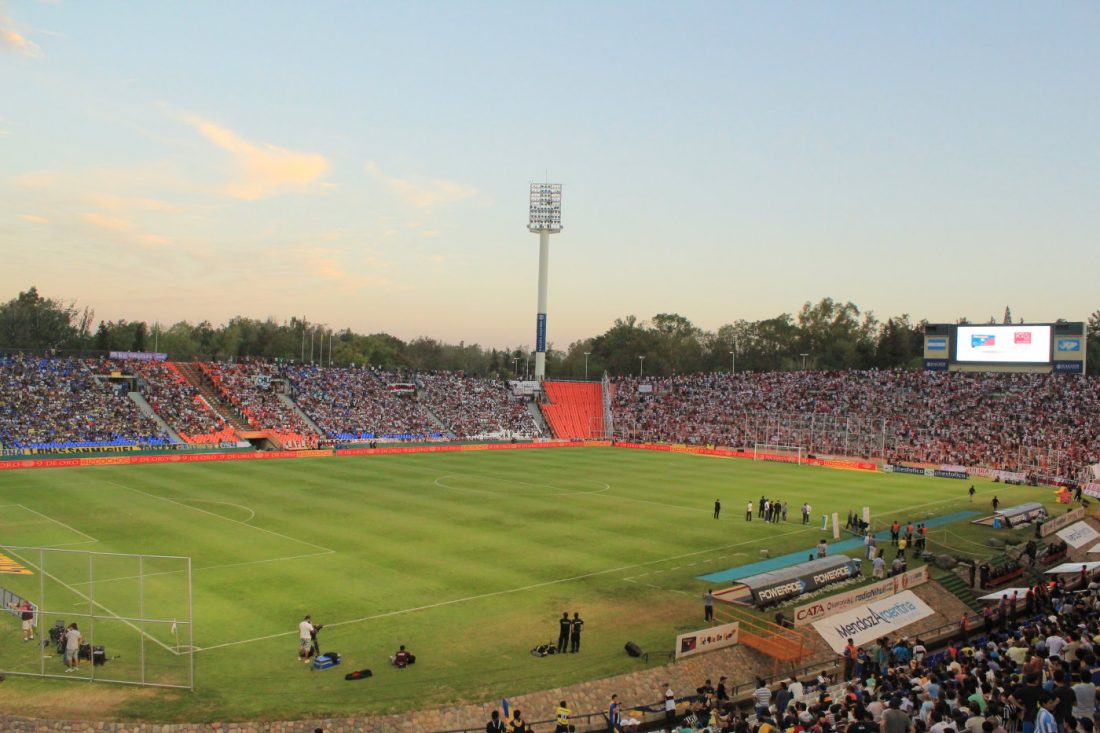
[{"x1": 195, "y1": 527, "x2": 814, "y2": 654}]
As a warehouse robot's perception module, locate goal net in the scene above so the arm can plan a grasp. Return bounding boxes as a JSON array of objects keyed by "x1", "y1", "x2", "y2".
[
  {"x1": 752, "y1": 443, "x2": 805, "y2": 465},
  {"x1": 0, "y1": 546, "x2": 193, "y2": 689}
]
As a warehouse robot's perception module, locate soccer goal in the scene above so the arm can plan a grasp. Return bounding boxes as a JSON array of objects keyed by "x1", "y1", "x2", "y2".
[
  {"x1": 752, "y1": 443, "x2": 805, "y2": 465},
  {"x1": 0, "y1": 546, "x2": 193, "y2": 690}
]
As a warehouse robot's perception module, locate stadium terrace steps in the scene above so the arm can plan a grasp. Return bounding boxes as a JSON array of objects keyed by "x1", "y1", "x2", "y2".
[
  {"x1": 277, "y1": 393, "x2": 323, "y2": 435},
  {"x1": 934, "y1": 571, "x2": 983, "y2": 612},
  {"x1": 540, "y1": 381, "x2": 603, "y2": 439},
  {"x1": 173, "y1": 361, "x2": 251, "y2": 431},
  {"x1": 128, "y1": 391, "x2": 183, "y2": 444}
]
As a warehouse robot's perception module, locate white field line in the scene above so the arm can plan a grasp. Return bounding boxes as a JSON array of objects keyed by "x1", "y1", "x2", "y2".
[
  {"x1": 3, "y1": 547, "x2": 180, "y2": 657},
  {"x1": 0, "y1": 504, "x2": 100, "y2": 544},
  {"x1": 195, "y1": 526, "x2": 814, "y2": 653},
  {"x1": 66, "y1": 549, "x2": 334, "y2": 588},
  {"x1": 102, "y1": 480, "x2": 335, "y2": 554}
]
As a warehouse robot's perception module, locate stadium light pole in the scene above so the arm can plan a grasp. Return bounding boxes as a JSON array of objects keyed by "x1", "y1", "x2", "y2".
[
  {"x1": 527, "y1": 183, "x2": 562, "y2": 383},
  {"x1": 800, "y1": 352, "x2": 808, "y2": 370},
  {"x1": 730, "y1": 350, "x2": 735, "y2": 374},
  {"x1": 512, "y1": 356, "x2": 519, "y2": 377},
  {"x1": 639, "y1": 355, "x2": 645, "y2": 377},
  {"x1": 584, "y1": 351, "x2": 591, "y2": 381}
]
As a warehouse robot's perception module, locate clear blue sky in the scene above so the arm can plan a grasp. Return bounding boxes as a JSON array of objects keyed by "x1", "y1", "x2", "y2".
[{"x1": 2, "y1": 1, "x2": 1098, "y2": 348}]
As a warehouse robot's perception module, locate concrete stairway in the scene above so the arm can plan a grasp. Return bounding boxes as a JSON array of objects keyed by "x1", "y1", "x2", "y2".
[
  {"x1": 277, "y1": 393, "x2": 324, "y2": 435},
  {"x1": 173, "y1": 362, "x2": 252, "y2": 431},
  {"x1": 129, "y1": 392, "x2": 183, "y2": 444}
]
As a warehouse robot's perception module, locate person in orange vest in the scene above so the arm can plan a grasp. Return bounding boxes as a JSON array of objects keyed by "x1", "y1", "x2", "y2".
[
  {"x1": 890, "y1": 521, "x2": 900, "y2": 546},
  {"x1": 843, "y1": 638, "x2": 858, "y2": 681}
]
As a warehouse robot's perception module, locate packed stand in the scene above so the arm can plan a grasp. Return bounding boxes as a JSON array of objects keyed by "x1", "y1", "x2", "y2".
[
  {"x1": 200, "y1": 361, "x2": 316, "y2": 443},
  {"x1": 85, "y1": 357, "x2": 234, "y2": 444},
  {"x1": 417, "y1": 371, "x2": 541, "y2": 440},
  {"x1": 660, "y1": 572, "x2": 1100, "y2": 733},
  {"x1": 0, "y1": 354, "x2": 169, "y2": 449},
  {"x1": 285, "y1": 366, "x2": 440, "y2": 441},
  {"x1": 611, "y1": 371, "x2": 1100, "y2": 483}
]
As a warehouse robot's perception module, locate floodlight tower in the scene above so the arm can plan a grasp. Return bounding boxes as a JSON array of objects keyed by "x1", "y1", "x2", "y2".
[{"x1": 528, "y1": 183, "x2": 562, "y2": 382}]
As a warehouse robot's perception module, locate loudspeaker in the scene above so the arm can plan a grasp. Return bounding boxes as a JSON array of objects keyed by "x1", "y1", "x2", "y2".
[
  {"x1": 925, "y1": 324, "x2": 950, "y2": 335},
  {"x1": 92, "y1": 645, "x2": 106, "y2": 666},
  {"x1": 624, "y1": 641, "x2": 642, "y2": 657}
]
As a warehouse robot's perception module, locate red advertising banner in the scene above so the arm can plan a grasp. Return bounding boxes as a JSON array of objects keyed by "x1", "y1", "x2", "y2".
[
  {"x1": 611, "y1": 442, "x2": 877, "y2": 472},
  {"x1": 0, "y1": 441, "x2": 611, "y2": 471}
]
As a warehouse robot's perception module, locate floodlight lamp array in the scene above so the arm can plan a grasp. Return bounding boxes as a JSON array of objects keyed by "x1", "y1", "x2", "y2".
[{"x1": 528, "y1": 183, "x2": 563, "y2": 232}]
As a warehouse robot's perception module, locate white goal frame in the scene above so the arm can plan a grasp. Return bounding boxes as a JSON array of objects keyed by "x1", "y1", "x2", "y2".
[
  {"x1": 752, "y1": 442, "x2": 805, "y2": 465},
  {"x1": 0, "y1": 545, "x2": 193, "y2": 690}
]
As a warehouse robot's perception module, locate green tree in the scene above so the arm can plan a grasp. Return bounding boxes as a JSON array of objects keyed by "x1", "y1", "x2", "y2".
[
  {"x1": 0, "y1": 286, "x2": 93, "y2": 350},
  {"x1": 1087, "y1": 311, "x2": 1100, "y2": 376}
]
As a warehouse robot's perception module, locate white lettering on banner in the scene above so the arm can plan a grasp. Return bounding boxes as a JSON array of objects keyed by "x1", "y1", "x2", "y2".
[
  {"x1": 674, "y1": 621, "x2": 740, "y2": 659},
  {"x1": 1056, "y1": 521, "x2": 1100, "y2": 549},
  {"x1": 792, "y1": 567, "x2": 928, "y2": 627},
  {"x1": 757, "y1": 581, "x2": 804, "y2": 603},
  {"x1": 810, "y1": 590, "x2": 934, "y2": 653}
]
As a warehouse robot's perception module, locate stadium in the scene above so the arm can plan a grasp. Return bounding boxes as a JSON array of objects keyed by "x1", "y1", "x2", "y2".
[
  {"x1": 1, "y1": 311, "x2": 1098, "y2": 732},
  {"x1": 3, "y1": 5, "x2": 1099, "y2": 733}
]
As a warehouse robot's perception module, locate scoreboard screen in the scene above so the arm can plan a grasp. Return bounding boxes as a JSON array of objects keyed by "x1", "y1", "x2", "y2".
[{"x1": 955, "y1": 325, "x2": 1052, "y2": 364}]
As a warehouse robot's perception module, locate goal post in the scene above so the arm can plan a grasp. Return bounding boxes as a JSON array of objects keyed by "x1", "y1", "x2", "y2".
[
  {"x1": 0, "y1": 546, "x2": 193, "y2": 690},
  {"x1": 752, "y1": 443, "x2": 805, "y2": 465}
]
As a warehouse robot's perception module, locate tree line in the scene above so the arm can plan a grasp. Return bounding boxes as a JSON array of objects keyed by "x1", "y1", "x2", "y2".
[{"x1": 2, "y1": 286, "x2": 1098, "y2": 377}]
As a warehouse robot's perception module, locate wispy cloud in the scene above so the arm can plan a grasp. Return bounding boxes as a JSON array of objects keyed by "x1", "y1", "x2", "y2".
[
  {"x1": 290, "y1": 244, "x2": 391, "y2": 291},
  {"x1": 19, "y1": 214, "x2": 49, "y2": 224},
  {"x1": 366, "y1": 161, "x2": 477, "y2": 208},
  {"x1": 0, "y1": 10, "x2": 42, "y2": 57},
  {"x1": 183, "y1": 114, "x2": 329, "y2": 200},
  {"x1": 79, "y1": 211, "x2": 170, "y2": 248}
]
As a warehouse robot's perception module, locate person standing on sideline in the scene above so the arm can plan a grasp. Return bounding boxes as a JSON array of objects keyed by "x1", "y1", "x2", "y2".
[
  {"x1": 704, "y1": 589, "x2": 714, "y2": 621},
  {"x1": 782, "y1": 501, "x2": 789, "y2": 521},
  {"x1": 608, "y1": 694, "x2": 621, "y2": 733},
  {"x1": 557, "y1": 612, "x2": 571, "y2": 653},
  {"x1": 714, "y1": 499, "x2": 721, "y2": 519},
  {"x1": 664, "y1": 684, "x2": 676, "y2": 726},
  {"x1": 10, "y1": 599, "x2": 34, "y2": 641},
  {"x1": 969, "y1": 485, "x2": 976, "y2": 501},
  {"x1": 298, "y1": 614, "x2": 315, "y2": 664},
  {"x1": 746, "y1": 500, "x2": 753, "y2": 521},
  {"x1": 817, "y1": 539, "x2": 828, "y2": 558},
  {"x1": 64, "y1": 622, "x2": 83, "y2": 672},
  {"x1": 992, "y1": 496, "x2": 1000, "y2": 511},
  {"x1": 759, "y1": 496, "x2": 766, "y2": 519},
  {"x1": 569, "y1": 612, "x2": 583, "y2": 653}
]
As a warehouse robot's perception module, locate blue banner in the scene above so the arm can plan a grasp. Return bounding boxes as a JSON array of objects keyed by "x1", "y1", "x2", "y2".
[
  {"x1": 535, "y1": 313, "x2": 546, "y2": 352},
  {"x1": 1054, "y1": 361, "x2": 1084, "y2": 374},
  {"x1": 1056, "y1": 339, "x2": 1081, "y2": 352},
  {"x1": 926, "y1": 338, "x2": 946, "y2": 351},
  {"x1": 923, "y1": 359, "x2": 948, "y2": 371}
]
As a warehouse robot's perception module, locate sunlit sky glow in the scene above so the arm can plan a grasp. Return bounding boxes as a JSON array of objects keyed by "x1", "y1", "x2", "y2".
[{"x1": 2, "y1": 1, "x2": 1098, "y2": 348}]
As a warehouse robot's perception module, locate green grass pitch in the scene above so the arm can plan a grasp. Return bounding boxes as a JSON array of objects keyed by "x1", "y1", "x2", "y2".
[{"x1": 0, "y1": 447, "x2": 1061, "y2": 721}]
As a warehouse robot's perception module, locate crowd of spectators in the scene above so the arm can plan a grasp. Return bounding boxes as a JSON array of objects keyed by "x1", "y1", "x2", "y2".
[
  {"x1": 417, "y1": 372, "x2": 540, "y2": 440},
  {"x1": 643, "y1": 573, "x2": 1100, "y2": 733},
  {"x1": 85, "y1": 357, "x2": 232, "y2": 443},
  {"x1": 0, "y1": 354, "x2": 169, "y2": 449},
  {"x1": 611, "y1": 372, "x2": 1100, "y2": 483},
  {"x1": 200, "y1": 361, "x2": 316, "y2": 440},
  {"x1": 285, "y1": 365, "x2": 440, "y2": 440}
]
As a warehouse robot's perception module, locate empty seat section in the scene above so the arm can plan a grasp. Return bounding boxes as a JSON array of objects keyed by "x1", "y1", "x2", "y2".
[{"x1": 539, "y1": 382, "x2": 604, "y2": 439}]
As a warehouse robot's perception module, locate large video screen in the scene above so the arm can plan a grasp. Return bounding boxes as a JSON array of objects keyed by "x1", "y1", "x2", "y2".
[{"x1": 955, "y1": 325, "x2": 1051, "y2": 364}]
